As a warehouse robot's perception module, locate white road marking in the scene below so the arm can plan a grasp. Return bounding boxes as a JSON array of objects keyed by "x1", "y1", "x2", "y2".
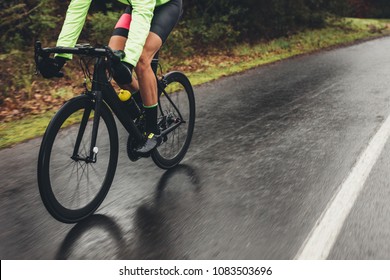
[{"x1": 296, "y1": 112, "x2": 390, "y2": 259}]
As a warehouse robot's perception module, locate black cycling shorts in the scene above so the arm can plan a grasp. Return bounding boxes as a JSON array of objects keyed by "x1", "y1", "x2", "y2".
[{"x1": 112, "y1": 0, "x2": 182, "y2": 43}]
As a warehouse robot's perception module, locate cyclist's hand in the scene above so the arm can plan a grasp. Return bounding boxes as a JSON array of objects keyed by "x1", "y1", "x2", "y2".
[
  {"x1": 111, "y1": 50, "x2": 133, "y2": 85},
  {"x1": 37, "y1": 56, "x2": 67, "y2": 78}
]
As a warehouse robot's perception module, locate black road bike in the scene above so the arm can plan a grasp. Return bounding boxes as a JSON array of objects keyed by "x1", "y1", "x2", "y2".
[{"x1": 34, "y1": 42, "x2": 195, "y2": 223}]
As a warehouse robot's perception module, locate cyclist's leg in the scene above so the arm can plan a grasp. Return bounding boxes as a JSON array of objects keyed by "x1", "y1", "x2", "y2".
[
  {"x1": 134, "y1": 33, "x2": 161, "y2": 108},
  {"x1": 136, "y1": 0, "x2": 182, "y2": 107},
  {"x1": 132, "y1": 33, "x2": 161, "y2": 155},
  {"x1": 137, "y1": 0, "x2": 182, "y2": 107},
  {"x1": 134, "y1": 0, "x2": 183, "y2": 155},
  {"x1": 108, "y1": 6, "x2": 139, "y2": 92}
]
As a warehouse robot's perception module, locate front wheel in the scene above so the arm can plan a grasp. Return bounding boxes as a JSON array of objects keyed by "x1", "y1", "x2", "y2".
[
  {"x1": 38, "y1": 95, "x2": 119, "y2": 223},
  {"x1": 152, "y1": 71, "x2": 195, "y2": 169}
]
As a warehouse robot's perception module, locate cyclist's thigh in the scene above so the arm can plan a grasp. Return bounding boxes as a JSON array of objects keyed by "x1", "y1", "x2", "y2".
[
  {"x1": 141, "y1": 32, "x2": 162, "y2": 59},
  {"x1": 151, "y1": 0, "x2": 182, "y2": 43}
]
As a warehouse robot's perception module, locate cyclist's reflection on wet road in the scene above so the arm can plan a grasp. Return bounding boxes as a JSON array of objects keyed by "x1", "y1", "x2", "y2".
[
  {"x1": 56, "y1": 214, "x2": 127, "y2": 259},
  {"x1": 56, "y1": 164, "x2": 201, "y2": 260},
  {"x1": 132, "y1": 164, "x2": 201, "y2": 259},
  {"x1": 155, "y1": 164, "x2": 201, "y2": 201}
]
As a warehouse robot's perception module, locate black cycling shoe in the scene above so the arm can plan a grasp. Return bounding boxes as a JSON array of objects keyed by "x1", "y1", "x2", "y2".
[{"x1": 134, "y1": 133, "x2": 162, "y2": 157}]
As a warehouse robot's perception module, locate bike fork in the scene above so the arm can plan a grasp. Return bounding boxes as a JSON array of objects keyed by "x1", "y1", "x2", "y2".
[{"x1": 71, "y1": 91, "x2": 102, "y2": 163}]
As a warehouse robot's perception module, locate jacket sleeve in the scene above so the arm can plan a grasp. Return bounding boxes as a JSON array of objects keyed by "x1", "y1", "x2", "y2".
[
  {"x1": 56, "y1": 0, "x2": 93, "y2": 60},
  {"x1": 122, "y1": 0, "x2": 156, "y2": 66}
]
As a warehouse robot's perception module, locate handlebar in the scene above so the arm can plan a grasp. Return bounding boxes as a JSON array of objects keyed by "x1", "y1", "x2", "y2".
[
  {"x1": 34, "y1": 41, "x2": 126, "y2": 80},
  {"x1": 34, "y1": 41, "x2": 125, "y2": 64},
  {"x1": 35, "y1": 41, "x2": 111, "y2": 57}
]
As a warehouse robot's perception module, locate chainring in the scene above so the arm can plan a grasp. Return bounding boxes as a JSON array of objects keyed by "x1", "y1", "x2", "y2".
[{"x1": 127, "y1": 136, "x2": 141, "y2": 162}]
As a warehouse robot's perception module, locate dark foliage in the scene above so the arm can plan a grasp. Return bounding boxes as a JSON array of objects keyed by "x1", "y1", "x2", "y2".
[
  {"x1": 348, "y1": 0, "x2": 390, "y2": 18},
  {"x1": 0, "y1": 0, "x2": 388, "y2": 54}
]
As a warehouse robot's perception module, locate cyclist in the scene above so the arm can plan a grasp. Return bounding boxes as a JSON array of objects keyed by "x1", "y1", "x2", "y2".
[{"x1": 38, "y1": 0, "x2": 183, "y2": 156}]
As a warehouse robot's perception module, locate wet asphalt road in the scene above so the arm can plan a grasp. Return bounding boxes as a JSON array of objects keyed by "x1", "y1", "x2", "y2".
[{"x1": 1, "y1": 36, "x2": 390, "y2": 260}]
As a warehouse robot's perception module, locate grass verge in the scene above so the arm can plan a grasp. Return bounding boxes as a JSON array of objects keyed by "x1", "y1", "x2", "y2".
[
  {"x1": 0, "y1": 111, "x2": 56, "y2": 149},
  {"x1": 1, "y1": 17, "x2": 389, "y2": 149}
]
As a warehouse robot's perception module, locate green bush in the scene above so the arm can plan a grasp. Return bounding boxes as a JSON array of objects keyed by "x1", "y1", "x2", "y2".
[
  {"x1": 0, "y1": 0, "x2": 61, "y2": 52},
  {"x1": 179, "y1": 0, "x2": 345, "y2": 48}
]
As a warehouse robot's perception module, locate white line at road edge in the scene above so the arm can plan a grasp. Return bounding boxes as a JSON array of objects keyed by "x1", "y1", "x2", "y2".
[{"x1": 295, "y1": 113, "x2": 390, "y2": 260}]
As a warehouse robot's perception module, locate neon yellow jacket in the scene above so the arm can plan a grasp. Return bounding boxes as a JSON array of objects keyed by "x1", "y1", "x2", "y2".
[{"x1": 56, "y1": 0, "x2": 169, "y2": 65}]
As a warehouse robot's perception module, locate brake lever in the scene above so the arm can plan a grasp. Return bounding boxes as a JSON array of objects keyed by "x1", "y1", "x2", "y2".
[
  {"x1": 105, "y1": 47, "x2": 126, "y2": 81},
  {"x1": 34, "y1": 41, "x2": 43, "y2": 75}
]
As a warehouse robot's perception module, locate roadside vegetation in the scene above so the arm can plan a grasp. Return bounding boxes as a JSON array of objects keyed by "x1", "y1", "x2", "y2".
[{"x1": 1, "y1": 1, "x2": 390, "y2": 149}]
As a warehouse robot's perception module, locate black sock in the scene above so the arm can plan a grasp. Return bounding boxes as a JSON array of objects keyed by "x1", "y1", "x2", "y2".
[{"x1": 143, "y1": 104, "x2": 158, "y2": 134}]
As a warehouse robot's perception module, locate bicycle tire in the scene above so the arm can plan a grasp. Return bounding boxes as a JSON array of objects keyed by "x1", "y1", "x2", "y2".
[
  {"x1": 38, "y1": 95, "x2": 119, "y2": 223},
  {"x1": 152, "y1": 71, "x2": 195, "y2": 169}
]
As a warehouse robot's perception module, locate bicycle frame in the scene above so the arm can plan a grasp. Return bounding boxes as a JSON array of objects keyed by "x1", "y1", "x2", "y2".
[
  {"x1": 76, "y1": 56, "x2": 145, "y2": 162},
  {"x1": 35, "y1": 42, "x2": 185, "y2": 163}
]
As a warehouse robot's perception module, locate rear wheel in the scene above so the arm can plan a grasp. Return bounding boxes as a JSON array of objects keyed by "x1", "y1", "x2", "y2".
[
  {"x1": 152, "y1": 71, "x2": 195, "y2": 169},
  {"x1": 38, "y1": 96, "x2": 118, "y2": 223}
]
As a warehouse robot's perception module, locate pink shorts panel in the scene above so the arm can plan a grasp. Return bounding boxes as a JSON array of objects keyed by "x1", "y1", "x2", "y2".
[{"x1": 114, "y1": 13, "x2": 132, "y2": 30}]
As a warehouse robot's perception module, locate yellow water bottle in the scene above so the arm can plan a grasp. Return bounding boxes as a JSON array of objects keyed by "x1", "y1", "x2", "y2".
[
  {"x1": 118, "y1": 89, "x2": 141, "y2": 119},
  {"x1": 118, "y1": 89, "x2": 131, "y2": 102}
]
